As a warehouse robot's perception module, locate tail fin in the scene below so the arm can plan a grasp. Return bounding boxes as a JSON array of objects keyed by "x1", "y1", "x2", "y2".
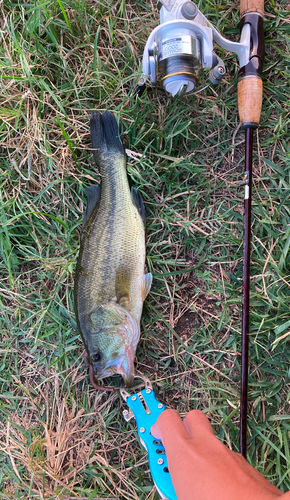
[{"x1": 90, "y1": 111, "x2": 125, "y2": 165}]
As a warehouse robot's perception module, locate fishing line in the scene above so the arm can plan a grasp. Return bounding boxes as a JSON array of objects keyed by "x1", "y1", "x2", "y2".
[{"x1": 184, "y1": 83, "x2": 211, "y2": 97}]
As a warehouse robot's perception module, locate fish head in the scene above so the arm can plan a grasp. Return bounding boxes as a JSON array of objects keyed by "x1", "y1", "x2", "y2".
[{"x1": 86, "y1": 302, "x2": 140, "y2": 387}]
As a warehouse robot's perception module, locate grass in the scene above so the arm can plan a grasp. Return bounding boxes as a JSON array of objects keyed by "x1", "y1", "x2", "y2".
[{"x1": 0, "y1": 0, "x2": 290, "y2": 497}]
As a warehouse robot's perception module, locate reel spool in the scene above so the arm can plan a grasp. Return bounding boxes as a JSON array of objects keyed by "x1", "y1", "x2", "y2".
[
  {"x1": 141, "y1": 0, "x2": 251, "y2": 97},
  {"x1": 157, "y1": 32, "x2": 200, "y2": 95}
]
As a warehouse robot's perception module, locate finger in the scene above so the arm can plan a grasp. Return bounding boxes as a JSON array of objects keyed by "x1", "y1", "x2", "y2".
[
  {"x1": 183, "y1": 410, "x2": 215, "y2": 439},
  {"x1": 151, "y1": 409, "x2": 190, "y2": 456}
]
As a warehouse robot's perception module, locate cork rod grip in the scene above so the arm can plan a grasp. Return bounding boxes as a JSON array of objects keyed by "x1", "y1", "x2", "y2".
[
  {"x1": 238, "y1": 77, "x2": 263, "y2": 129},
  {"x1": 240, "y1": 0, "x2": 264, "y2": 17}
]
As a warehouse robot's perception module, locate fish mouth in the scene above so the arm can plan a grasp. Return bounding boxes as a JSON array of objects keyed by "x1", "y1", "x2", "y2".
[
  {"x1": 92, "y1": 346, "x2": 135, "y2": 387},
  {"x1": 89, "y1": 365, "x2": 114, "y2": 392}
]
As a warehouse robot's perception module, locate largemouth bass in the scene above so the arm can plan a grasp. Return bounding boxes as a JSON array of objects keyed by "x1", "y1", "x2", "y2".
[{"x1": 74, "y1": 111, "x2": 152, "y2": 388}]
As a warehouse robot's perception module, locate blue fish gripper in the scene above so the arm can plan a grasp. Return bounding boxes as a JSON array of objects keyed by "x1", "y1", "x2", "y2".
[{"x1": 120, "y1": 376, "x2": 177, "y2": 500}]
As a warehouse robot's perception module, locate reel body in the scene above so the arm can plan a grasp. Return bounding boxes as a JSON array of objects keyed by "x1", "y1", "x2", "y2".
[{"x1": 142, "y1": 0, "x2": 251, "y2": 96}]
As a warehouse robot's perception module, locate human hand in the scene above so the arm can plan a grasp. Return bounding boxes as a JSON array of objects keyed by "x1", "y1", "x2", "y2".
[{"x1": 151, "y1": 409, "x2": 283, "y2": 500}]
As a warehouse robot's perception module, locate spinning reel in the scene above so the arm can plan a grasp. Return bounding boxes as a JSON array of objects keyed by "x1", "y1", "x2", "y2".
[{"x1": 140, "y1": 0, "x2": 252, "y2": 96}]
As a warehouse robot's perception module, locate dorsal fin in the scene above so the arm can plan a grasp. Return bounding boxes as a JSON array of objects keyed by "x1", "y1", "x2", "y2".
[
  {"x1": 82, "y1": 185, "x2": 101, "y2": 229},
  {"x1": 131, "y1": 187, "x2": 145, "y2": 225}
]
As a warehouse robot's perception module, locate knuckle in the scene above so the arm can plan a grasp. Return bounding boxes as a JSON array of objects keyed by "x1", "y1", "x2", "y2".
[{"x1": 184, "y1": 409, "x2": 209, "y2": 426}]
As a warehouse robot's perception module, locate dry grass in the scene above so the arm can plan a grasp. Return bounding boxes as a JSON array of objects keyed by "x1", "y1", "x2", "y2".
[{"x1": 1, "y1": 372, "x2": 148, "y2": 498}]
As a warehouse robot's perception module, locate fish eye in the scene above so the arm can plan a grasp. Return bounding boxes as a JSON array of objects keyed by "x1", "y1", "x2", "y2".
[{"x1": 91, "y1": 352, "x2": 101, "y2": 363}]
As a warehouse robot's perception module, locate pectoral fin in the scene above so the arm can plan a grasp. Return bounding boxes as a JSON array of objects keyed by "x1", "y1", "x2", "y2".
[
  {"x1": 141, "y1": 272, "x2": 152, "y2": 301},
  {"x1": 116, "y1": 266, "x2": 131, "y2": 307},
  {"x1": 82, "y1": 185, "x2": 101, "y2": 229},
  {"x1": 131, "y1": 187, "x2": 145, "y2": 225}
]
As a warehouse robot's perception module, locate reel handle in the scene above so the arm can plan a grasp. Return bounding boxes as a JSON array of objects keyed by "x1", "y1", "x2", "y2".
[
  {"x1": 238, "y1": 0, "x2": 264, "y2": 129},
  {"x1": 240, "y1": 0, "x2": 264, "y2": 16},
  {"x1": 237, "y1": 78, "x2": 263, "y2": 129}
]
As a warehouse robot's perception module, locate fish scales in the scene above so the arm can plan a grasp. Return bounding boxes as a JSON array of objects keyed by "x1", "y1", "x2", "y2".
[
  {"x1": 74, "y1": 111, "x2": 152, "y2": 387},
  {"x1": 79, "y1": 166, "x2": 145, "y2": 319}
]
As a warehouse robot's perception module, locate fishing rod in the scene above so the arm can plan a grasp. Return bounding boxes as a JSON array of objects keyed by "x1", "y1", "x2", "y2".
[
  {"x1": 238, "y1": 0, "x2": 264, "y2": 458},
  {"x1": 138, "y1": 0, "x2": 264, "y2": 458}
]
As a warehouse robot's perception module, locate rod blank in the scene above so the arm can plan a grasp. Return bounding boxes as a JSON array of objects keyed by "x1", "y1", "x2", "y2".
[{"x1": 240, "y1": 127, "x2": 253, "y2": 459}]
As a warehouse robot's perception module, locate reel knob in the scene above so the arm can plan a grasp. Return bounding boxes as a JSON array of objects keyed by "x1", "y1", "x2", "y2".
[
  {"x1": 181, "y1": 1, "x2": 198, "y2": 20},
  {"x1": 209, "y1": 54, "x2": 226, "y2": 85}
]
